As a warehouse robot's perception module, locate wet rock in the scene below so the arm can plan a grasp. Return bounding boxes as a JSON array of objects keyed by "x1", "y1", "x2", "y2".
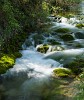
[
  {"x1": 36, "y1": 44, "x2": 50, "y2": 53},
  {"x1": 60, "y1": 34, "x2": 74, "y2": 41}
]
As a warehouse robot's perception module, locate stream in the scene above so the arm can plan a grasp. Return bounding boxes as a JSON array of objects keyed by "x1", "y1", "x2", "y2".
[{"x1": 0, "y1": 2, "x2": 84, "y2": 100}]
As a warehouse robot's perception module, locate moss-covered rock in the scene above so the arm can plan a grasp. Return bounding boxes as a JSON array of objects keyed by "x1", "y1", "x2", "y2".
[
  {"x1": 0, "y1": 55, "x2": 15, "y2": 74},
  {"x1": 76, "y1": 23, "x2": 84, "y2": 28},
  {"x1": 55, "y1": 28, "x2": 70, "y2": 33},
  {"x1": 37, "y1": 44, "x2": 50, "y2": 53},
  {"x1": 53, "y1": 68, "x2": 73, "y2": 78},
  {"x1": 60, "y1": 34, "x2": 74, "y2": 41},
  {"x1": 47, "y1": 39, "x2": 61, "y2": 45}
]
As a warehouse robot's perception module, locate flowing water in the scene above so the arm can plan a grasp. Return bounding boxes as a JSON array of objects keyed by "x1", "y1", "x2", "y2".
[{"x1": 1, "y1": 2, "x2": 84, "y2": 100}]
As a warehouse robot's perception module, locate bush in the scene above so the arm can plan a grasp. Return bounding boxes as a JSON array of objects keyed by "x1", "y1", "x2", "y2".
[{"x1": 53, "y1": 68, "x2": 72, "y2": 78}]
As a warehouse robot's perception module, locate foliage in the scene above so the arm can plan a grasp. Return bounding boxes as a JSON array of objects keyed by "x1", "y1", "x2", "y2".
[
  {"x1": 47, "y1": 0, "x2": 82, "y2": 14},
  {"x1": 0, "y1": 0, "x2": 49, "y2": 52},
  {"x1": 53, "y1": 68, "x2": 73, "y2": 77}
]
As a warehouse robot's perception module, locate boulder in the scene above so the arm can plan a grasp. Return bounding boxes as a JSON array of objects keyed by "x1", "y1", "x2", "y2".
[
  {"x1": 36, "y1": 44, "x2": 50, "y2": 53},
  {"x1": 60, "y1": 34, "x2": 74, "y2": 41}
]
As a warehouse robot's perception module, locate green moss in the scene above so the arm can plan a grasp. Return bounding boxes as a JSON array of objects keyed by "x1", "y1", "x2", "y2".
[
  {"x1": 0, "y1": 55, "x2": 15, "y2": 74},
  {"x1": 76, "y1": 23, "x2": 84, "y2": 28},
  {"x1": 0, "y1": 52, "x2": 22, "y2": 74},
  {"x1": 53, "y1": 68, "x2": 72, "y2": 78},
  {"x1": 60, "y1": 34, "x2": 74, "y2": 41},
  {"x1": 55, "y1": 28, "x2": 70, "y2": 33},
  {"x1": 37, "y1": 44, "x2": 50, "y2": 53}
]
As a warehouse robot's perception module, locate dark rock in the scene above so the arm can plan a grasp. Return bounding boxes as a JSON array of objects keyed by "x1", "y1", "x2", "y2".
[{"x1": 60, "y1": 34, "x2": 74, "y2": 41}]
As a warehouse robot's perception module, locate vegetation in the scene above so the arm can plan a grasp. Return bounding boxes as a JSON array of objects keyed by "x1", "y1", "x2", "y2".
[
  {"x1": 47, "y1": 0, "x2": 82, "y2": 16},
  {"x1": 37, "y1": 44, "x2": 50, "y2": 53},
  {"x1": 74, "y1": 72, "x2": 84, "y2": 100},
  {"x1": 0, "y1": 52, "x2": 22, "y2": 74},
  {"x1": 53, "y1": 68, "x2": 73, "y2": 78},
  {"x1": 0, "y1": 55, "x2": 14, "y2": 74},
  {"x1": 76, "y1": 23, "x2": 84, "y2": 28}
]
